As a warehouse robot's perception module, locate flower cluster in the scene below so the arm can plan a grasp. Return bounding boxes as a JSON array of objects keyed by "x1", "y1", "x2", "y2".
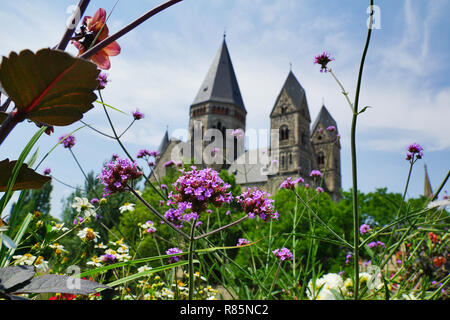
[
  {"x1": 137, "y1": 149, "x2": 159, "y2": 159},
  {"x1": 58, "y1": 134, "x2": 76, "y2": 149},
  {"x1": 309, "y1": 170, "x2": 323, "y2": 178},
  {"x1": 237, "y1": 238, "x2": 250, "y2": 247},
  {"x1": 360, "y1": 224, "x2": 371, "y2": 235},
  {"x1": 236, "y1": 187, "x2": 278, "y2": 221},
  {"x1": 98, "y1": 156, "x2": 143, "y2": 196},
  {"x1": 164, "y1": 167, "x2": 233, "y2": 227},
  {"x1": 326, "y1": 125, "x2": 336, "y2": 132},
  {"x1": 166, "y1": 247, "x2": 183, "y2": 263},
  {"x1": 132, "y1": 109, "x2": 145, "y2": 120},
  {"x1": 368, "y1": 241, "x2": 385, "y2": 249},
  {"x1": 280, "y1": 176, "x2": 304, "y2": 189},
  {"x1": 314, "y1": 52, "x2": 334, "y2": 73},
  {"x1": 272, "y1": 247, "x2": 293, "y2": 261},
  {"x1": 406, "y1": 143, "x2": 424, "y2": 162},
  {"x1": 140, "y1": 220, "x2": 156, "y2": 234},
  {"x1": 97, "y1": 72, "x2": 108, "y2": 90}
]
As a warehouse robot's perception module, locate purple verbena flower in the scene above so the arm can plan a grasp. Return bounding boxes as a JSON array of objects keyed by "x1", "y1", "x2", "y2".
[
  {"x1": 43, "y1": 168, "x2": 51, "y2": 175},
  {"x1": 90, "y1": 198, "x2": 100, "y2": 206},
  {"x1": 360, "y1": 224, "x2": 371, "y2": 235},
  {"x1": 166, "y1": 247, "x2": 182, "y2": 263},
  {"x1": 163, "y1": 160, "x2": 175, "y2": 168},
  {"x1": 280, "y1": 177, "x2": 304, "y2": 189},
  {"x1": 272, "y1": 247, "x2": 293, "y2": 261},
  {"x1": 314, "y1": 52, "x2": 334, "y2": 73},
  {"x1": 132, "y1": 109, "x2": 145, "y2": 120},
  {"x1": 406, "y1": 143, "x2": 424, "y2": 162},
  {"x1": 316, "y1": 186, "x2": 324, "y2": 193},
  {"x1": 101, "y1": 253, "x2": 116, "y2": 263},
  {"x1": 98, "y1": 156, "x2": 143, "y2": 197},
  {"x1": 237, "y1": 238, "x2": 250, "y2": 247},
  {"x1": 327, "y1": 125, "x2": 336, "y2": 132},
  {"x1": 310, "y1": 170, "x2": 323, "y2": 178},
  {"x1": 164, "y1": 167, "x2": 233, "y2": 227},
  {"x1": 137, "y1": 149, "x2": 151, "y2": 159},
  {"x1": 97, "y1": 72, "x2": 108, "y2": 90},
  {"x1": 58, "y1": 134, "x2": 76, "y2": 149},
  {"x1": 236, "y1": 187, "x2": 278, "y2": 222}
]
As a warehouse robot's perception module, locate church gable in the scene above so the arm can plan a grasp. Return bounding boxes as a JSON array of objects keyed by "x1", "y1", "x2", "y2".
[{"x1": 270, "y1": 89, "x2": 297, "y2": 117}]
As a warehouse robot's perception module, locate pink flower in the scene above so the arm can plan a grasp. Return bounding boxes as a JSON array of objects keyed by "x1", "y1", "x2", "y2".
[
  {"x1": 72, "y1": 8, "x2": 121, "y2": 70},
  {"x1": 314, "y1": 52, "x2": 334, "y2": 73}
]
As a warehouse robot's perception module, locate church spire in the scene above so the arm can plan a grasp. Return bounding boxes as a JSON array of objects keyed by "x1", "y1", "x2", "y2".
[{"x1": 191, "y1": 38, "x2": 246, "y2": 112}]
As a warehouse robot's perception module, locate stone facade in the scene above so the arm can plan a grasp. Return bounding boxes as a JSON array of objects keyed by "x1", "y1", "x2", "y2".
[{"x1": 152, "y1": 39, "x2": 342, "y2": 201}]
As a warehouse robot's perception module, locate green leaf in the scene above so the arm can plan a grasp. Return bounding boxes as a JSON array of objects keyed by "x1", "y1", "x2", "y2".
[
  {"x1": 0, "y1": 159, "x2": 51, "y2": 192},
  {"x1": 358, "y1": 106, "x2": 372, "y2": 115},
  {"x1": 0, "y1": 48, "x2": 99, "y2": 126}
]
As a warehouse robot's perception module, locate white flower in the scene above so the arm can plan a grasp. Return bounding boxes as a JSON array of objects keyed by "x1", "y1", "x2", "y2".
[
  {"x1": 307, "y1": 273, "x2": 343, "y2": 300},
  {"x1": 51, "y1": 223, "x2": 69, "y2": 232},
  {"x1": 48, "y1": 243, "x2": 68, "y2": 254},
  {"x1": 12, "y1": 254, "x2": 48, "y2": 273},
  {"x1": 13, "y1": 253, "x2": 36, "y2": 266},
  {"x1": 77, "y1": 227, "x2": 100, "y2": 242},
  {"x1": 137, "y1": 265, "x2": 153, "y2": 273},
  {"x1": 119, "y1": 202, "x2": 135, "y2": 213},
  {"x1": 95, "y1": 242, "x2": 108, "y2": 249},
  {"x1": 72, "y1": 197, "x2": 96, "y2": 218},
  {"x1": 87, "y1": 256, "x2": 103, "y2": 268}
]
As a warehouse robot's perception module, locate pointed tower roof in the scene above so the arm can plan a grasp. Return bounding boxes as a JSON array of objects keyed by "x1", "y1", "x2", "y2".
[
  {"x1": 312, "y1": 104, "x2": 338, "y2": 134},
  {"x1": 424, "y1": 164, "x2": 433, "y2": 199},
  {"x1": 270, "y1": 71, "x2": 310, "y2": 121},
  {"x1": 158, "y1": 129, "x2": 170, "y2": 154},
  {"x1": 191, "y1": 39, "x2": 246, "y2": 112}
]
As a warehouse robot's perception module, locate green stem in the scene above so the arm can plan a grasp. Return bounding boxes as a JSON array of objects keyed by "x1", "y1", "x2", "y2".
[
  {"x1": 350, "y1": 0, "x2": 374, "y2": 300},
  {"x1": 188, "y1": 219, "x2": 197, "y2": 300},
  {"x1": 267, "y1": 261, "x2": 283, "y2": 300}
]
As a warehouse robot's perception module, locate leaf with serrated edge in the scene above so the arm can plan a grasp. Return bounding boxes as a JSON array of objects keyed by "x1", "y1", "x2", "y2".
[
  {"x1": 0, "y1": 266, "x2": 35, "y2": 291},
  {"x1": 14, "y1": 274, "x2": 109, "y2": 295},
  {"x1": 0, "y1": 49, "x2": 99, "y2": 126},
  {"x1": 0, "y1": 158, "x2": 51, "y2": 192}
]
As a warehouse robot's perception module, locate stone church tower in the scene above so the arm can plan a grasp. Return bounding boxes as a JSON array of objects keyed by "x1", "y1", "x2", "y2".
[
  {"x1": 269, "y1": 71, "x2": 316, "y2": 178},
  {"x1": 152, "y1": 38, "x2": 342, "y2": 200},
  {"x1": 311, "y1": 105, "x2": 342, "y2": 201},
  {"x1": 188, "y1": 38, "x2": 247, "y2": 166}
]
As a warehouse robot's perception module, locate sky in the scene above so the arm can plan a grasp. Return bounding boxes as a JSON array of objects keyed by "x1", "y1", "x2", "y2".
[{"x1": 0, "y1": 0, "x2": 449, "y2": 219}]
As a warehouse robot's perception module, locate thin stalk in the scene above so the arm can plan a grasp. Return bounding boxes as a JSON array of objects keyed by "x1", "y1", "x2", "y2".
[
  {"x1": 193, "y1": 215, "x2": 248, "y2": 241},
  {"x1": 128, "y1": 187, "x2": 190, "y2": 240},
  {"x1": 98, "y1": 91, "x2": 166, "y2": 200},
  {"x1": 292, "y1": 191, "x2": 352, "y2": 248},
  {"x1": 56, "y1": 0, "x2": 91, "y2": 50},
  {"x1": 350, "y1": 0, "x2": 374, "y2": 300},
  {"x1": 69, "y1": 148, "x2": 90, "y2": 183},
  {"x1": 267, "y1": 261, "x2": 283, "y2": 299},
  {"x1": 188, "y1": 219, "x2": 197, "y2": 300}
]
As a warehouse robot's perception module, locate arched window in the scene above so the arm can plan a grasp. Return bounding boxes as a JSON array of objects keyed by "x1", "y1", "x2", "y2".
[
  {"x1": 280, "y1": 125, "x2": 289, "y2": 141},
  {"x1": 317, "y1": 152, "x2": 325, "y2": 166},
  {"x1": 289, "y1": 153, "x2": 292, "y2": 165}
]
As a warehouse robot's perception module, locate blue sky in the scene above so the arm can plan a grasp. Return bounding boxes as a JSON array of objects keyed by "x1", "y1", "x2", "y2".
[{"x1": 0, "y1": 0, "x2": 449, "y2": 219}]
